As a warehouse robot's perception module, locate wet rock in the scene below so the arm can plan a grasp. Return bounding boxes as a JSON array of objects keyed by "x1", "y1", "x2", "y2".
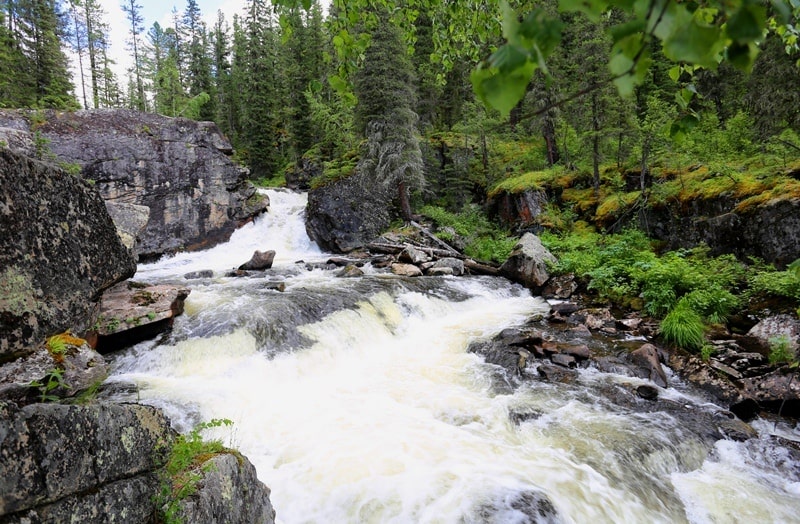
[
  {"x1": 668, "y1": 351, "x2": 743, "y2": 405},
  {"x1": 541, "y1": 274, "x2": 578, "y2": 299},
  {"x1": 391, "y1": 263, "x2": 423, "y2": 277},
  {"x1": 336, "y1": 264, "x2": 364, "y2": 278},
  {"x1": 716, "y1": 417, "x2": 758, "y2": 441},
  {"x1": 559, "y1": 343, "x2": 591, "y2": 360},
  {"x1": 568, "y1": 325, "x2": 592, "y2": 338},
  {"x1": 636, "y1": 384, "x2": 659, "y2": 400},
  {"x1": 172, "y1": 453, "x2": 275, "y2": 524},
  {"x1": 239, "y1": 250, "x2": 276, "y2": 271},
  {"x1": 0, "y1": 149, "x2": 135, "y2": 359},
  {"x1": 370, "y1": 255, "x2": 395, "y2": 269},
  {"x1": 499, "y1": 233, "x2": 556, "y2": 290},
  {"x1": 709, "y1": 360, "x2": 743, "y2": 380},
  {"x1": 537, "y1": 363, "x2": 578, "y2": 383},
  {"x1": 399, "y1": 246, "x2": 430, "y2": 265},
  {"x1": 630, "y1": 343, "x2": 668, "y2": 388},
  {"x1": 729, "y1": 398, "x2": 761, "y2": 422},
  {"x1": 741, "y1": 370, "x2": 800, "y2": 417},
  {"x1": 184, "y1": 270, "x2": 214, "y2": 279},
  {"x1": 327, "y1": 257, "x2": 365, "y2": 267},
  {"x1": 571, "y1": 308, "x2": 616, "y2": 331},
  {"x1": 93, "y1": 282, "x2": 190, "y2": 353},
  {"x1": 473, "y1": 488, "x2": 560, "y2": 524},
  {"x1": 747, "y1": 314, "x2": 800, "y2": 352},
  {"x1": 550, "y1": 353, "x2": 577, "y2": 368},
  {"x1": 263, "y1": 282, "x2": 286, "y2": 292},
  {"x1": 426, "y1": 266, "x2": 454, "y2": 276},
  {"x1": 548, "y1": 301, "x2": 580, "y2": 322},
  {"x1": 431, "y1": 257, "x2": 465, "y2": 276},
  {"x1": 306, "y1": 170, "x2": 392, "y2": 253},
  {"x1": 595, "y1": 356, "x2": 637, "y2": 377},
  {"x1": 617, "y1": 317, "x2": 642, "y2": 331}
]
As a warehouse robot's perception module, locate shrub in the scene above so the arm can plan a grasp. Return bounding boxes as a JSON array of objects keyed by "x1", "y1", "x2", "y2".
[
  {"x1": 768, "y1": 335, "x2": 796, "y2": 365},
  {"x1": 681, "y1": 287, "x2": 740, "y2": 324},
  {"x1": 660, "y1": 301, "x2": 705, "y2": 351}
]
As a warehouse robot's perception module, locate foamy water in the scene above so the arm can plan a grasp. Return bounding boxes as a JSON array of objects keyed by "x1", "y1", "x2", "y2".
[{"x1": 109, "y1": 190, "x2": 800, "y2": 523}]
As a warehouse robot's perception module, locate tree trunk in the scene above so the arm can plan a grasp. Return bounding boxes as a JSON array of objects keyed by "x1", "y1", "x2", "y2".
[
  {"x1": 543, "y1": 114, "x2": 560, "y2": 166},
  {"x1": 397, "y1": 179, "x2": 413, "y2": 222},
  {"x1": 592, "y1": 92, "x2": 601, "y2": 198}
]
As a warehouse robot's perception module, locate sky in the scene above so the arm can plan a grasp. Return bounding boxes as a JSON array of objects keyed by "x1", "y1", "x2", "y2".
[
  {"x1": 74, "y1": 0, "x2": 330, "y2": 105},
  {"x1": 92, "y1": 0, "x2": 248, "y2": 88}
]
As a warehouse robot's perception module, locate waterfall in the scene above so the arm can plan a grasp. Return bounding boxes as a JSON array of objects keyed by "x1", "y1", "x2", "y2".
[{"x1": 109, "y1": 189, "x2": 800, "y2": 523}]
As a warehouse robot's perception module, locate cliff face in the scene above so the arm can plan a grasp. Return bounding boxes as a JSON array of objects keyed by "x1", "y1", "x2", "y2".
[
  {"x1": 0, "y1": 149, "x2": 135, "y2": 360},
  {"x1": 0, "y1": 109, "x2": 268, "y2": 261}
]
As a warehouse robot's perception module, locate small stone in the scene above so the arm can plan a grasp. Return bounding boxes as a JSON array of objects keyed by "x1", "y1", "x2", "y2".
[
  {"x1": 551, "y1": 353, "x2": 577, "y2": 368},
  {"x1": 337, "y1": 264, "x2": 364, "y2": 278},
  {"x1": 426, "y1": 266, "x2": 454, "y2": 276},
  {"x1": 184, "y1": 270, "x2": 213, "y2": 279},
  {"x1": 636, "y1": 385, "x2": 659, "y2": 400},
  {"x1": 560, "y1": 344, "x2": 591, "y2": 359},
  {"x1": 238, "y1": 250, "x2": 276, "y2": 271},
  {"x1": 391, "y1": 263, "x2": 423, "y2": 277}
]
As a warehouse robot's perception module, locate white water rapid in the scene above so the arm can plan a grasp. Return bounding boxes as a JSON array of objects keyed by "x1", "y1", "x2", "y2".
[{"x1": 109, "y1": 189, "x2": 800, "y2": 524}]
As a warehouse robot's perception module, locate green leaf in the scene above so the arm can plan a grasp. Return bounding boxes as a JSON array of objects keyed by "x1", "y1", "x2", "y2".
[
  {"x1": 668, "y1": 65, "x2": 681, "y2": 82},
  {"x1": 501, "y1": 0, "x2": 520, "y2": 42},
  {"x1": 328, "y1": 74, "x2": 349, "y2": 94},
  {"x1": 609, "y1": 34, "x2": 650, "y2": 97},
  {"x1": 471, "y1": 60, "x2": 537, "y2": 117},
  {"x1": 519, "y1": 8, "x2": 563, "y2": 56},
  {"x1": 662, "y1": 9, "x2": 725, "y2": 68},
  {"x1": 669, "y1": 113, "x2": 700, "y2": 138},
  {"x1": 559, "y1": 0, "x2": 608, "y2": 22},
  {"x1": 608, "y1": 19, "x2": 646, "y2": 44},
  {"x1": 726, "y1": 3, "x2": 767, "y2": 43},
  {"x1": 726, "y1": 41, "x2": 760, "y2": 71},
  {"x1": 488, "y1": 44, "x2": 529, "y2": 73}
]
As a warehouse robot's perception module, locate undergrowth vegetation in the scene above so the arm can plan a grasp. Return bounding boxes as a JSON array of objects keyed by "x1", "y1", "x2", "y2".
[
  {"x1": 158, "y1": 418, "x2": 237, "y2": 524},
  {"x1": 540, "y1": 228, "x2": 800, "y2": 353},
  {"x1": 420, "y1": 204, "x2": 517, "y2": 263}
]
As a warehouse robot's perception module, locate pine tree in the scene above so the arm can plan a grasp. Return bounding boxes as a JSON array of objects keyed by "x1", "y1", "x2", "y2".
[
  {"x1": 121, "y1": 0, "x2": 146, "y2": 111},
  {"x1": 353, "y1": 8, "x2": 424, "y2": 221},
  {"x1": 10, "y1": 0, "x2": 76, "y2": 108},
  {"x1": 239, "y1": 0, "x2": 284, "y2": 178},
  {"x1": 181, "y1": 0, "x2": 214, "y2": 120}
]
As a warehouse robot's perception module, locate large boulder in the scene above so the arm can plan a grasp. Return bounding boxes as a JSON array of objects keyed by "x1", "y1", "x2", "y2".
[
  {"x1": 0, "y1": 109, "x2": 269, "y2": 261},
  {"x1": 0, "y1": 402, "x2": 173, "y2": 520},
  {"x1": 305, "y1": 171, "x2": 392, "y2": 253},
  {"x1": 91, "y1": 282, "x2": 191, "y2": 353},
  {"x1": 0, "y1": 149, "x2": 135, "y2": 360},
  {"x1": 499, "y1": 233, "x2": 557, "y2": 290},
  {"x1": 645, "y1": 196, "x2": 800, "y2": 267},
  {"x1": 171, "y1": 453, "x2": 276, "y2": 524}
]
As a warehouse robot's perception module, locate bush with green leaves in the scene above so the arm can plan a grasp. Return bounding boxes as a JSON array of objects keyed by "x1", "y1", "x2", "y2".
[
  {"x1": 768, "y1": 335, "x2": 796, "y2": 365},
  {"x1": 420, "y1": 204, "x2": 517, "y2": 263},
  {"x1": 660, "y1": 301, "x2": 706, "y2": 351}
]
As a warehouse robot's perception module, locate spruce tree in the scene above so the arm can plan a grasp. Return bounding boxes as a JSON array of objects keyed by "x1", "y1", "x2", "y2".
[
  {"x1": 121, "y1": 0, "x2": 146, "y2": 111},
  {"x1": 353, "y1": 8, "x2": 424, "y2": 221}
]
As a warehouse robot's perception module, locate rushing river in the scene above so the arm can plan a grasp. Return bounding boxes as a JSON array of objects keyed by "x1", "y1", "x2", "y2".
[{"x1": 108, "y1": 190, "x2": 800, "y2": 524}]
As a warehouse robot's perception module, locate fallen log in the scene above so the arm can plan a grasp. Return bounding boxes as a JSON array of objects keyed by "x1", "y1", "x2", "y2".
[{"x1": 409, "y1": 221, "x2": 462, "y2": 256}]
